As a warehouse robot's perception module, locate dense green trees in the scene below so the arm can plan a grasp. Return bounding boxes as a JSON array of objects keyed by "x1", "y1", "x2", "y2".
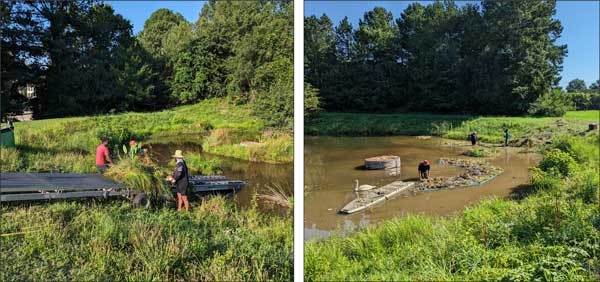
[
  {"x1": 566, "y1": 79, "x2": 587, "y2": 93},
  {"x1": 1, "y1": 1, "x2": 159, "y2": 118},
  {"x1": 305, "y1": 0, "x2": 569, "y2": 115},
  {"x1": 166, "y1": 1, "x2": 294, "y2": 128},
  {"x1": 2, "y1": 1, "x2": 293, "y2": 128}
]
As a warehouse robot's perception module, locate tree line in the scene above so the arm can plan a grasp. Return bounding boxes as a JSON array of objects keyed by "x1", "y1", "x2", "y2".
[
  {"x1": 1, "y1": 0, "x2": 293, "y2": 128},
  {"x1": 304, "y1": 0, "x2": 590, "y2": 116}
]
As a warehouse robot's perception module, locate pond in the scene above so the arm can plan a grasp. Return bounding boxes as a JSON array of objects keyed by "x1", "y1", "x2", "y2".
[
  {"x1": 148, "y1": 142, "x2": 293, "y2": 210},
  {"x1": 304, "y1": 136, "x2": 540, "y2": 240}
]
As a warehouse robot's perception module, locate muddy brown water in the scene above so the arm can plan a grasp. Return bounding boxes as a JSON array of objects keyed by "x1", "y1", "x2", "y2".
[
  {"x1": 148, "y1": 143, "x2": 292, "y2": 210},
  {"x1": 304, "y1": 136, "x2": 540, "y2": 240}
]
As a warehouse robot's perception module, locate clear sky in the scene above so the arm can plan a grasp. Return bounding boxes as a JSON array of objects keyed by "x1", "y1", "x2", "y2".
[
  {"x1": 305, "y1": 1, "x2": 600, "y2": 89},
  {"x1": 108, "y1": 1, "x2": 205, "y2": 34}
]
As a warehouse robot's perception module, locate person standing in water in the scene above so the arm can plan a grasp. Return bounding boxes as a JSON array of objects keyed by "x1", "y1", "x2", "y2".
[
  {"x1": 418, "y1": 160, "x2": 431, "y2": 181},
  {"x1": 504, "y1": 129, "x2": 510, "y2": 147},
  {"x1": 469, "y1": 132, "x2": 478, "y2": 146}
]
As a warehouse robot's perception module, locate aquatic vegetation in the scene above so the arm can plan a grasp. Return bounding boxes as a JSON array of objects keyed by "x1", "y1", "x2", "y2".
[
  {"x1": 104, "y1": 157, "x2": 171, "y2": 198},
  {"x1": 258, "y1": 183, "x2": 293, "y2": 215},
  {"x1": 417, "y1": 158, "x2": 503, "y2": 191},
  {"x1": 463, "y1": 148, "x2": 489, "y2": 157}
]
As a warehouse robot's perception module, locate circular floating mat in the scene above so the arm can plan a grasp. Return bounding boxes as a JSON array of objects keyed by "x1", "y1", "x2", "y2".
[{"x1": 364, "y1": 155, "x2": 400, "y2": 170}]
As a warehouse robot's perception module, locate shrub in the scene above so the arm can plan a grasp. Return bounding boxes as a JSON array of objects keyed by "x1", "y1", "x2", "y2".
[
  {"x1": 552, "y1": 135, "x2": 598, "y2": 164},
  {"x1": 538, "y1": 149, "x2": 577, "y2": 177},
  {"x1": 528, "y1": 89, "x2": 574, "y2": 117},
  {"x1": 304, "y1": 82, "x2": 321, "y2": 119}
]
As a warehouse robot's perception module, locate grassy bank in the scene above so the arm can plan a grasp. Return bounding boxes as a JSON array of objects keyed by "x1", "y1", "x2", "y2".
[
  {"x1": 306, "y1": 110, "x2": 599, "y2": 144},
  {"x1": 305, "y1": 133, "x2": 599, "y2": 281},
  {"x1": 1, "y1": 196, "x2": 292, "y2": 281},
  {"x1": 0, "y1": 98, "x2": 292, "y2": 174}
]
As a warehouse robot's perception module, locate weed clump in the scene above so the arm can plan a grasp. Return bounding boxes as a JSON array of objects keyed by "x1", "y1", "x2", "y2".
[{"x1": 105, "y1": 157, "x2": 170, "y2": 198}]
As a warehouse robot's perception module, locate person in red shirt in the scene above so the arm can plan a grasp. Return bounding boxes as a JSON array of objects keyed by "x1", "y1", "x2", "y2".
[{"x1": 96, "y1": 137, "x2": 113, "y2": 173}]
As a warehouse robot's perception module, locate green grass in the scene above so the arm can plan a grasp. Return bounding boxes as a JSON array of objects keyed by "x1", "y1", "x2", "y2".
[
  {"x1": 564, "y1": 110, "x2": 600, "y2": 120},
  {"x1": 0, "y1": 196, "x2": 292, "y2": 281},
  {"x1": 204, "y1": 133, "x2": 293, "y2": 164},
  {"x1": 306, "y1": 110, "x2": 599, "y2": 144},
  {"x1": 305, "y1": 131, "x2": 600, "y2": 281},
  {"x1": 1, "y1": 98, "x2": 292, "y2": 174},
  {"x1": 305, "y1": 112, "x2": 469, "y2": 136},
  {"x1": 0, "y1": 98, "x2": 293, "y2": 281}
]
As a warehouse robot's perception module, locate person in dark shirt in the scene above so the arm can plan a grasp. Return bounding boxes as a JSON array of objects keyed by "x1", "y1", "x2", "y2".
[
  {"x1": 469, "y1": 132, "x2": 478, "y2": 146},
  {"x1": 418, "y1": 160, "x2": 431, "y2": 180},
  {"x1": 504, "y1": 129, "x2": 510, "y2": 147},
  {"x1": 170, "y1": 150, "x2": 190, "y2": 212}
]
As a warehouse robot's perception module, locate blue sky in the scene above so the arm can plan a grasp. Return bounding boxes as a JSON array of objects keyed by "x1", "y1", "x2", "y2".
[
  {"x1": 109, "y1": 1, "x2": 598, "y2": 89},
  {"x1": 305, "y1": 1, "x2": 599, "y2": 89},
  {"x1": 108, "y1": 1, "x2": 205, "y2": 34}
]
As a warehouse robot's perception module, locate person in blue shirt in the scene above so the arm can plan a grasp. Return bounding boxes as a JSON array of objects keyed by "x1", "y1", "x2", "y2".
[{"x1": 504, "y1": 129, "x2": 510, "y2": 147}]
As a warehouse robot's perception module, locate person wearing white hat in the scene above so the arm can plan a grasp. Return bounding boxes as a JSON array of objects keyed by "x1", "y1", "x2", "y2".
[{"x1": 170, "y1": 149, "x2": 190, "y2": 211}]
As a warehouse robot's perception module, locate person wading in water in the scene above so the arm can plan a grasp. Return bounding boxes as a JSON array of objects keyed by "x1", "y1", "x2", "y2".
[{"x1": 418, "y1": 160, "x2": 431, "y2": 181}]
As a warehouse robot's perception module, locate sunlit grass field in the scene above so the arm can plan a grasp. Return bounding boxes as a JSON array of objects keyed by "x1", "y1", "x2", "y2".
[
  {"x1": 306, "y1": 110, "x2": 599, "y2": 144},
  {"x1": 1, "y1": 196, "x2": 292, "y2": 281}
]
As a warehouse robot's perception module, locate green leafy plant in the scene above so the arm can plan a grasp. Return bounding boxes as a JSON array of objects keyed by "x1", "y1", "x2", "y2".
[{"x1": 539, "y1": 149, "x2": 577, "y2": 177}]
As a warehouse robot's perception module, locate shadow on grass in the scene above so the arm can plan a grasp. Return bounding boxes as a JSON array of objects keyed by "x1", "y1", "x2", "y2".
[
  {"x1": 16, "y1": 144, "x2": 90, "y2": 155},
  {"x1": 508, "y1": 184, "x2": 537, "y2": 200}
]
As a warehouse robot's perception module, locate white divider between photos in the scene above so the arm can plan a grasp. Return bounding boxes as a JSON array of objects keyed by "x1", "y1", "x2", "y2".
[{"x1": 293, "y1": 1, "x2": 305, "y2": 281}]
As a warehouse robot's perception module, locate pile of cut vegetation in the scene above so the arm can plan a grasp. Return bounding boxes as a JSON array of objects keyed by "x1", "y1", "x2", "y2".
[{"x1": 417, "y1": 158, "x2": 503, "y2": 191}]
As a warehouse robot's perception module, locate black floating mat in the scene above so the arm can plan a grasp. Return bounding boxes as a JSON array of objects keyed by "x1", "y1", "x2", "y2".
[{"x1": 0, "y1": 173, "x2": 123, "y2": 192}]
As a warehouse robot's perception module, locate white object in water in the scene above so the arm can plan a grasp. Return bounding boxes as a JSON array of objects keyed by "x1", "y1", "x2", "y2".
[{"x1": 354, "y1": 179, "x2": 376, "y2": 191}]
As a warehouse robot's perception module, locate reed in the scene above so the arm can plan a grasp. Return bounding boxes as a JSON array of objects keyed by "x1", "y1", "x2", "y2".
[{"x1": 9, "y1": 97, "x2": 291, "y2": 169}]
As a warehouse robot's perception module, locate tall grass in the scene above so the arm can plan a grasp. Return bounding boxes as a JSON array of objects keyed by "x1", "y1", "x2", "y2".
[
  {"x1": 184, "y1": 154, "x2": 225, "y2": 175},
  {"x1": 0, "y1": 196, "x2": 292, "y2": 281},
  {"x1": 204, "y1": 132, "x2": 293, "y2": 164},
  {"x1": 307, "y1": 111, "x2": 597, "y2": 145},
  {"x1": 305, "y1": 131, "x2": 600, "y2": 281},
  {"x1": 7, "y1": 97, "x2": 291, "y2": 169},
  {"x1": 104, "y1": 157, "x2": 171, "y2": 197},
  {"x1": 305, "y1": 112, "x2": 469, "y2": 136}
]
